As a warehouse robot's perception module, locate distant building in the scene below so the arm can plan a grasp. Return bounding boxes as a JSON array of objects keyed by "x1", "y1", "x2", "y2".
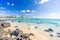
[{"x1": 0, "y1": 14, "x2": 24, "y2": 18}]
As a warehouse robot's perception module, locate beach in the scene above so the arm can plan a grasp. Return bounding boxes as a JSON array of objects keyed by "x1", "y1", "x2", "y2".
[{"x1": 1, "y1": 20, "x2": 60, "y2": 40}]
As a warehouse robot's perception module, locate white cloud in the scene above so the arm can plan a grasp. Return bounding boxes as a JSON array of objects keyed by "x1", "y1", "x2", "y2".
[
  {"x1": 21, "y1": 10, "x2": 26, "y2": 13},
  {"x1": 7, "y1": 2, "x2": 10, "y2": 5},
  {"x1": 39, "y1": 0, "x2": 49, "y2": 4},
  {"x1": 26, "y1": 10, "x2": 30, "y2": 12},
  {"x1": 21, "y1": 10, "x2": 31, "y2": 13},
  {"x1": 20, "y1": 10, "x2": 37, "y2": 14},
  {"x1": 11, "y1": 3, "x2": 14, "y2": 6},
  {"x1": 35, "y1": 0, "x2": 49, "y2": 4},
  {"x1": 7, "y1": 2, "x2": 14, "y2": 6}
]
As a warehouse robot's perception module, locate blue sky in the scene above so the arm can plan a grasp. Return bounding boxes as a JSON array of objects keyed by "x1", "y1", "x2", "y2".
[
  {"x1": 0, "y1": 0, "x2": 60, "y2": 19},
  {"x1": 0, "y1": 0, "x2": 36, "y2": 10}
]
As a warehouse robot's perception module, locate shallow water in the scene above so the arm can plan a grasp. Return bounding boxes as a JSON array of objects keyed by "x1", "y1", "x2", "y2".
[
  {"x1": 1, "y1": 18, "x2": 60, "y2": 24},
  {"x1": 0, "y1": 18, "x2": 60, "y2": 27}
]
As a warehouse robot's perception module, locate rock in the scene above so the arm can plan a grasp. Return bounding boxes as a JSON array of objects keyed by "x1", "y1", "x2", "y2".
[
  {"x1": 44, "y1": 28, "x2": 54, "y2": 32},
  {"x1": 57, "y1": 33, "x2": 60, "y2": 38},
  {"x1": 16, "y1": 38, "x2": 20, "y2": 40},
  {"x1": 9, "y1": 29, "x2": 23, "y2": 37},
  {"x1": 48, "y1": 28, "x2": 54, "y2": 32},
  {"x1": 29, "y1": 33, "x2": 34, "y2": 36},
  {"x1": 20, "y1": 33, "x2": 33, "y2": 40},
  {"x1": 1, "y1": 22, "x2": 10, "y2": 27},
  {"x1": 20, "y1": 34, "x2": 29, "y2": 39},
  {"x1": 57, "y1": 35, "x2": 60, "y2": 38},
  {"x1": 10, "y1": 31, "x2": 19, "y2": 36},
  {"x1": 13, "y1": 31, "x2": 19, "y2": 36},
  {"x1": 57, "y1": 33, "x2": 60, "y2": 35},
  {"x1": 50, "y1": 34, "x2": 53, "y2": 37},
  {"x1": 44, "y1": 30, "x2": 50, "y2": 32},
  {"x1": 35, "y1": 26, "x2": 38, "y2": 29}
]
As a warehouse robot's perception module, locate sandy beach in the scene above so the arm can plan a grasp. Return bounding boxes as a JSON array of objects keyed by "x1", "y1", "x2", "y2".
[
  {"x1": 1, "y1": 21, "x2": 59, "y2": 40},
  {"x1": 0, "y1": 0, "x2": 60, "y2": 40}
]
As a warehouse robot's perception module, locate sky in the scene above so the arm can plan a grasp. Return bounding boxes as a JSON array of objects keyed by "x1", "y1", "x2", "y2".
[{"x1": 0, "y1": 0, "x2": 60, "y2": 19}]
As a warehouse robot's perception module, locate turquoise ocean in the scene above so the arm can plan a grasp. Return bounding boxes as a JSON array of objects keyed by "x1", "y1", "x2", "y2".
[{"x1": 1, "y1": 18, "x2": 60, "y2": 25}]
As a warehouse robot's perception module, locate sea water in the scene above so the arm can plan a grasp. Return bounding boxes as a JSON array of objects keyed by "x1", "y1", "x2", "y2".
[{"x1": 0, "y1": 18, "x2": 60, "y2": 26}]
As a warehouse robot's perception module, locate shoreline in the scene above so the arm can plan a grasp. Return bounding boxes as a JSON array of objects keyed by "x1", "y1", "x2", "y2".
[{"x1": 0, "y1": 20, "x2": 60, "y2": 40}]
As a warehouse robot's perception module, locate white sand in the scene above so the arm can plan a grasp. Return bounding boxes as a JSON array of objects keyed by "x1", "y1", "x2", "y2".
[{"x1": 3, "y1": 21, "x2": 60, "y2": 40}]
